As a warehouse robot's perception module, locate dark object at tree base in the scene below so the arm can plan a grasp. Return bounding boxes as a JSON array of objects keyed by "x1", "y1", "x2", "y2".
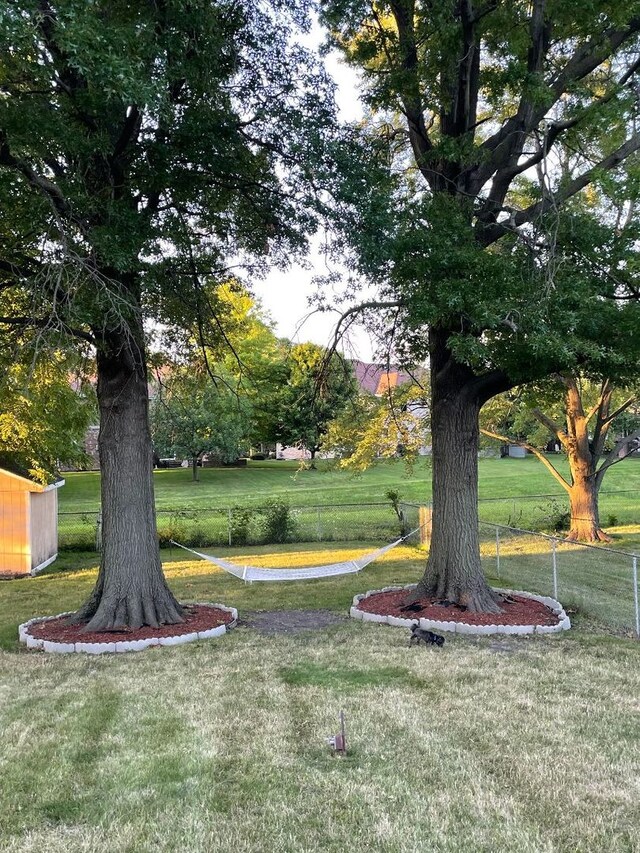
[
  {"x1": 434, "y1": 599, "x2": 468, "y2": 611},
  {"x1": 399, "y1": 601, "x2": 424, "y2": 613},
  {"x1": 409, "y1": 624, "x2": 445, "y2": 647}
]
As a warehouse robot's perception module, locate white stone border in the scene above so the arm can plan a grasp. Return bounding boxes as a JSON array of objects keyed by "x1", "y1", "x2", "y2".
[
  {"x1": 349, "y1": 584, "x2": 570, "y2": 635},
  {"x1": 18, "y1": 602, "x2": 238, "y2": 654}
]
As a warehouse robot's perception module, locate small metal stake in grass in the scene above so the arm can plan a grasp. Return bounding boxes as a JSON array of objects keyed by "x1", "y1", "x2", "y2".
[{"x1": 327, "y1": 710, "x2": 347, "y2": 756}]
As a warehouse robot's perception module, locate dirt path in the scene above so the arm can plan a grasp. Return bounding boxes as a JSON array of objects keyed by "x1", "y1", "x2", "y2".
[{"x1": 239, "y1": 609, "x2": 348, "y2": 635}]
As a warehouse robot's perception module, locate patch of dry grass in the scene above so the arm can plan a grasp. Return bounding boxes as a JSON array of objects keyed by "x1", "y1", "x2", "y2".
[{"x1": 0, "y1": 621, "x2": 639, "y2": 852}]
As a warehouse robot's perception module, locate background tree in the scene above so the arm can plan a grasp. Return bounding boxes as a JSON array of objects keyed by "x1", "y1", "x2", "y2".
[
  {"x1": 277, "y1": 343, "x2": 357, "y2": 467},
  {"x1": 0, "y1": 1, "x2": 338, "y2": 630},
  {"x1": 156, "y1": 279, "x2": 289, "y2": 453},
  {"x1": 0, "y1": 348, "x2": 94, "y2": 482},
  {"x1": 324, "y1": 380, "x2": 429, "y2": 470},
  {"x1": 321, "y1": 0, "x2": 640, "y2": 611},
  {"x1": 151, "y1": 367, "x2": 248, "y2": 482},
  {"x1": 482, "y1": 376, "x2": 640, "y2": 541}
]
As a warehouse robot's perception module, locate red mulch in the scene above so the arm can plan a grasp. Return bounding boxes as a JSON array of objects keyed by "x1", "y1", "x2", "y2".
[
  {"x1": 356, "y1": 590, "x2": 559, "y2": 626},
  {"x1": 27, "y1": 604, "x2": 234, "y2": 644}
]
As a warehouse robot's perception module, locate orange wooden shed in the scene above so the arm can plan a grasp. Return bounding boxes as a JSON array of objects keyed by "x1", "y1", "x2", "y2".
[{"x1": 0, "y1": 466, "x2": 64, "y2": 578}]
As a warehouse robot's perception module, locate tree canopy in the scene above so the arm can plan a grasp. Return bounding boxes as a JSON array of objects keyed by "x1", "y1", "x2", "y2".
[
  {"x1": 320, "y1": 0, "x2": 640, "y2": 610},
  {"x1": 276, "y1": 343, "x2": 358, "y2": 464},
  {"x1": 0, "y1": 0, "x2": 341, "y2": 630},
  {"x1": 0, "y1": 348, "x2": 93, "y2": 483},
  {"x1": 151, "y1": 366, "x2": 249, "y2": 480}
]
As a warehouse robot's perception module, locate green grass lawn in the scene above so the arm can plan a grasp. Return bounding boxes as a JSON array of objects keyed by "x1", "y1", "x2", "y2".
[
  {"x1": 59, "y1": 456, "x2": 640, "y2": 513},
  {"x1": 1, "y1": 545, "x2": 639, "y2": 852},
  {"x1": 57, "y1": 457, "x2": 640, "y2": 553},
  {"x1": 2, "y1": 460, "x2": 638, "y2": 850}
]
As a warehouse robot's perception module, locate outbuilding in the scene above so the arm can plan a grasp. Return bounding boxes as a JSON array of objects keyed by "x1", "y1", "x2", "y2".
[{"x1": 0, "y1": 464, "x2": 64, "y2": 578}]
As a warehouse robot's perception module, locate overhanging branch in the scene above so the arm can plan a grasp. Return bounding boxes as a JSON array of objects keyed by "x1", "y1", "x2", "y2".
[{"x1": 481, "y1": 427, "x2": 571, "y2": 492}]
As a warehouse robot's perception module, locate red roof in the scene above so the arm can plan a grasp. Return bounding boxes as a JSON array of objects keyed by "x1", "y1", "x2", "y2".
[{"x1": 351, "y1": 360, "x2": 417, "y2": 396}]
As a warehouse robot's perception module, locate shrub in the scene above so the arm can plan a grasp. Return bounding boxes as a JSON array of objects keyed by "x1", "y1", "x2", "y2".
[
  {"x1": 260, "y1": 499, "x2": 297, "y2": 543},
  {"x1": 538, "y1": 499, "x2": 571, "y2": 533},
  {"x1": 229, "y1": 507, "x2": 252, "y2": 545}
]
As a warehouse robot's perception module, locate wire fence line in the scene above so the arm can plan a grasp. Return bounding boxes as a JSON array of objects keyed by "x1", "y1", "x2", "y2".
[
  {"x1": 57, "y1": 499, "x2": 638, "y2": 637},
  {"x1": 58, "y1": 502, "x2": 419, "y2": 552},
  {"x1": 57, "y1": 489, "x2": 640, "y2": 551}
]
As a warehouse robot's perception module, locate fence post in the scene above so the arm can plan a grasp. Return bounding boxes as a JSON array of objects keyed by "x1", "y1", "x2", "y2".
[
  {"x1": 228, "y1": 508, "x2": 232, "y2": 547},
  {"x1": 633, "y1": 555, "x2": 639, "y2": 639},
  {"x1": 552, "y1": 538, "x2": 558, "y2": 600},
  {"x1": 495, "y1": 526, "x2": 500, "y2": 579},
  {"x1": 316, "y1": 507, "x2": 322, "y2": 542},
  {"x1": 419, "y1": 505, "x2": 432, "y2": 546},
  {"x1": 95, "y1": 512, "x2": 102, "y2": 553}
]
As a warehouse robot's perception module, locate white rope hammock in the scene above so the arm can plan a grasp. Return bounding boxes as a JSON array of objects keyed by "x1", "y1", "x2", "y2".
[{"x1": 170, "y1": 527, "x2": 419, "y2": 582}]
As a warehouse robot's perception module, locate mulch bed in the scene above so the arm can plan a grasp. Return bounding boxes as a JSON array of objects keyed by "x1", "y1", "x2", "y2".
[
  {"x1": 356, "y1": 589, "x2": 559, "y2": 626},
  {"x1": 27, "y1": 604, "x2": 234, "y2": 644}
]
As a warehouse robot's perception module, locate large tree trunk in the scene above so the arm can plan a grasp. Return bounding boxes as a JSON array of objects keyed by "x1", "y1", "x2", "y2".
[
  {"x1": 413, "y1": 331, "x2": 502, "y2": 612},
  {"x1": 566, "y1": 470, "x2": 610, "y2": 543},
  {"x1": 563, "y1": 380, "x2": 611, "y2": 543},
  {"x1": 72, "y1": 310, "x2": 184, "y2": 632}
]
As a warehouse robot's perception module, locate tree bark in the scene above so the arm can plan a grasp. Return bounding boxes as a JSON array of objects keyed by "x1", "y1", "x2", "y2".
[
  {"x1": 566, "y1": 476, "x2": 610, "y2": 542},
  {"x1": 412, "y1": 330, "x2": 502, "y2": 612},
  {"x1": 192, "y1": 455, "x2": 200, "y2": 482},
  {"x1": 71, "y1": 300, "x2": 184, "y2": 631},
  {"x1": 563, "y1": 379, "x2": 612, "y2": 542}
]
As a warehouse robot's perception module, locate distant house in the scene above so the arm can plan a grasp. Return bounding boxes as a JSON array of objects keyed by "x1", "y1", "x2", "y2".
[
  {"x1": 0, "y1": 464, "x2": 64, "y2": 578},
  {"x1": 352, "y1": 359, "x2": 430, "y2": 456},
  {"x1": 351, "y1": 360, "x2": 418, "y2": 396}
]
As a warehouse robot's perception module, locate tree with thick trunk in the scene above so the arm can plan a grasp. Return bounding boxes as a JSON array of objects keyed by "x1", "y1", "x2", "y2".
[
  {"x1": 483, "y1": 377, "x2": 640, "y2": 543},
  {"x1": 75, "y1": 312, "x2": 183, "y2": 630},
  {"x1": 323, "y1": 0, "x2": 640, "y2": 609},
  {"x1": 0, "y1": 1, "x2": 338, "y2": 629}
]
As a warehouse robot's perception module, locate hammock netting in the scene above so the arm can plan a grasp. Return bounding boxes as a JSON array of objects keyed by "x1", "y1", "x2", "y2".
[{"x1": 170, "y1": 531, "x2": 417, "y2": 582}]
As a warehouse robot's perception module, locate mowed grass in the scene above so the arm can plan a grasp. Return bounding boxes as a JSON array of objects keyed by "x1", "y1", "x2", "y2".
[
  {"x1": 58, "y1": 456, "x2": 640, "y2": 514},
  {"x1": 1, "y1": 546, "x2": 640, "y2": 851},
  {"x1": 0, "y1": 582, "x2": 639, "y2": 852},
  {"x1": 3, "y1": 462, "x2": 640, "y2": 851}
]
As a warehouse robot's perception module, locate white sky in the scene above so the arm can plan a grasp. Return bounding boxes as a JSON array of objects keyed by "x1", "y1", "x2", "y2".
[{"x1": 250, "y1": 38, "x2": 379, "y2": 362}]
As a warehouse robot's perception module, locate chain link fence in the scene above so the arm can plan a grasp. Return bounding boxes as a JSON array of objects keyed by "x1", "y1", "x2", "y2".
[
  {"x1": 476, "y1": 489, "x2": 640, "y2": 531},
  {"x1": 59, "y1": 501, "x2": 418, "y2": 552},
  {"x1": 479, "y1": 521, "x2": 639, "y2": 636}
]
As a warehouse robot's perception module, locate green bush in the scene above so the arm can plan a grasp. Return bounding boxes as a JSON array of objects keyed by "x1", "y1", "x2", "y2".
[
  {"x1": 260, "y1": 499, "x2": 297, "y2": 544},
  {"x1": 229, "y1": 506, "x2": 252, "y2": 545},
  {"x1": 536, "y1": 499, "x2": 571, "y2": 533}
]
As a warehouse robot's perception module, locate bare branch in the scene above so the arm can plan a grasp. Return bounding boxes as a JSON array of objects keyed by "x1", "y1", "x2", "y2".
[
  {"x1": 481, "y1": 427, "x2": 571, "y2": 492},
  {"x1": 595, "y1": 427, "x2": 640, "y2": 486}
]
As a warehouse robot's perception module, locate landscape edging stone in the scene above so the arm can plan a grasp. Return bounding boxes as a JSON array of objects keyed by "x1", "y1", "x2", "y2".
[
  {"x1": 350, "y1": 584, "x2": 571, "y2": 635},
  {"x1": 18, "y1": 603, "x2": 237, "y2": 655}
]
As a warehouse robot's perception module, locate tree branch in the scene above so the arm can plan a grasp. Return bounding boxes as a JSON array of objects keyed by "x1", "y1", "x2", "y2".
[
  {"x1": 472, "y1": 15, "x2": 640, "y2": 202},
  {"x1": 0, "y1": 315, "x2": 95, "y2": 344},
  {"x1": 478, "y1": 132, "x2": 640, "y2": 245},
  {"x1": 595, "y1": 427, "x2": 640, "y2": 486},
  {"x1": 531, "y1": 407, "x2": 566, "y2": 443},
  {"x1": 481, "y1": 427, "x2": 571, "y2": 491},
  {"x1": 602, "y1": 395, "x2": 637, "y2": 425},
  {"x1": 388, "y1": 0, "x2": 435, "y2": 185}
]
